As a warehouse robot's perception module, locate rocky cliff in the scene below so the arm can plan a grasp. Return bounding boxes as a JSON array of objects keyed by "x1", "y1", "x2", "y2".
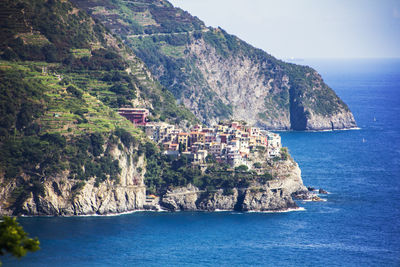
[
  {"x1": 159, "y1": 157, "x2": 309, "y2": 212},
  {"x1": 71, "y1": 0, "x2": 357, "y2": 131},
  {"x1": 189, "y1": 38, "x2": 357, "y2": 130},
  {"x1": 0, "y1": 141, "x2": 146, "y2": 216}
]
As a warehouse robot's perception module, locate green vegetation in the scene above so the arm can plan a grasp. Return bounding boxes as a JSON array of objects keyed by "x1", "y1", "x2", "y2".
[
  {"x1": 160, "y1": 44, "x2": 185, "y2": 58},
  {"x1": 0, "y1": 216, "x2": 40, "y2": 264},
  {"x1": 0, "y1": 0, "x2": 105, "y2": 63},
  {"x1": 0, "y1": 0, "x2": 200, "y2": 214},
  {"x1": 0, "y1": 0, "x2": 196, "y2": 124},
  {"x1": 272, "y1": 147, "x2": 290, "y2": 162},
  {"x1": 280, "y1": 147, "x2": 289, "y2": 161},
  {"x1": 70, "y1": 49, "x2": 91, "y2": 59},
  {"x1": 285, "y1": 63, "x2": 347, "y2": 117},
  {"x1": 0, "y1": 128, "x2": 133, "y2": 210},
  {"x1": 71, "y1": 0, "x2": 232, "y2": 122},
  {"x1": 202, "y1": 28, "x2": 242, "y2": 58},
  {"x1": 0, "y1": 65, "x2": 144, "y2": 205},
  {"x1": 0, "y1": 67, "x2": 47, "y2": 140},
  {"x1": 253, "y1": 162, "x2": 262, "y2": 169},
  {"x1": 145, "y1": 152, "x2": 275, "y2": 195},
  {"x1": 0, "y1": 61, "x2": 144, "y2": 136}
]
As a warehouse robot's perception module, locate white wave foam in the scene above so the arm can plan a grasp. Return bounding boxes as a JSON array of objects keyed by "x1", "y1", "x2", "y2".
[
  {"x1": 302, "y1": 198, "x2": 327, "y2": 202},
  {"x1": 247, "y1": 207, "x2": 306, "y2": 213}
]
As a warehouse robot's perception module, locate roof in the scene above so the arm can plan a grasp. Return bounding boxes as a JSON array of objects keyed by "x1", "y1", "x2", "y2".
[{"x1": 118, "y1": 108, "x2": 149, "y2": 112}]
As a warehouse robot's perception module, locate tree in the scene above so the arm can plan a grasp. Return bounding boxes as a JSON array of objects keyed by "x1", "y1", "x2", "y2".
[
  {"x1": 0, "y1": 217, "x2": 40, "y2": 264},
  {"x1": 235, "y1": 165, "x2": 248, "y2": 172},
  {"x1": 253, "y1": 162, "x2": 262, "y2": 169},
  {"x1": 280, "y1": 147, "x2": 289, "y2": 161}
]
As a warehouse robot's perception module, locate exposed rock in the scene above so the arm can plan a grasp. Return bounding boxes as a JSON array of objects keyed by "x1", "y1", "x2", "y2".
[
  {"x1": 292, "y1": 191, "x2": 313, "y2": 200},
  {"x1": 303, "y1": 110, "x2": 357, "y2": 131},
  {"x1": 311, "y1": 196, "x2": 324, "y2": 202},
  {"x1": 319, "y1": 188, "x2": 328, "y2": 194},
  {"x1": 196, "y1": 189, "x2": 238, "y2": 211},
  {"x1": 241, "y1": 188, "x2": 298, "y2": 212},
  {"x1": 160, "y1": 184, "x2": 200, "y2": 211},
  {"x1": 188, "y1": 38, "x2": 357, "y2": 130},
  {"x1": 159, "y1": 157, "x2": 309, "y2": 212},
  {"x1": 0, "y1": 143, "x2": 147, "y2": 216}
]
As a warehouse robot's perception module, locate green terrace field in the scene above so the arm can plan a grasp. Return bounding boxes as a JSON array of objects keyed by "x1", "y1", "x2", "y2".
[{"x1": 0, "y1": 60, "x2": 144, "y2": 138}]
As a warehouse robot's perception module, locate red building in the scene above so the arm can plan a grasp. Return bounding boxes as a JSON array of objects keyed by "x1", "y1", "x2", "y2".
[
  {"x1": 118, "y1": 108, "x2": 149, "y2": 126},
  {"x1": 219, "y1": 134, "x2": 228, "y2": 144}
]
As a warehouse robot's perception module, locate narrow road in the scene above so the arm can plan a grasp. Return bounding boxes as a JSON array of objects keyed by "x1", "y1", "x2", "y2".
[{"x1": 127, "y1": 28, "x2": 209, "y2": 38}]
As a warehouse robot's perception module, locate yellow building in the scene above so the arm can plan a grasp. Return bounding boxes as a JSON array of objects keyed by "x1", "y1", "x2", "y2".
[{"x1": 190, "y1": 132, "x2": 205, "y2": 144}]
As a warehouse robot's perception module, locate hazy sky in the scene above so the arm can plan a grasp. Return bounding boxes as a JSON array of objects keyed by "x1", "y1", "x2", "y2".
[{"x1": 169, "y1": 0, "x2": 400, "y2": 59}]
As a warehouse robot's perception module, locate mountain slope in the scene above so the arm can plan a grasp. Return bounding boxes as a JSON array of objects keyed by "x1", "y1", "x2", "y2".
[
  {"x1": 0, "y1": 0, "x2": 196, "y2": 215},
  {"x1": 72, "y1": 0, "x2": 356, "y2": 130},
  {"x1": 0, "y1": 0, "x2": 314, "y2": 216},
  {"x1": 0, "y1": 0, "x2": 196, "y2": 125}
]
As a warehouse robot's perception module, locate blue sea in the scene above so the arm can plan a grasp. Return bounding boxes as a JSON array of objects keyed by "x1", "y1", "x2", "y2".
[{"x1": 3, "y1": 59, "x2": 400, "y2": 266}]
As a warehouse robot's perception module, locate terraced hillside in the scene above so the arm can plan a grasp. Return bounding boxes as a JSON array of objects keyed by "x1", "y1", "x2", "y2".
[
  {"x1": 72, "y1": 0, "x2": 357, "y2": 130},
  {"x1": 0, "y1": 0, "x2": 194, "y2": 215},
  {"x1": 0, "y1": 0, "x2": 195, "y2": 125}
]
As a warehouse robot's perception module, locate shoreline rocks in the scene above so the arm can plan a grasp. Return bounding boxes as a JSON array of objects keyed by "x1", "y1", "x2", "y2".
[
  {"x1": 158, "y1": 158, "x2": 312, "y2": 213},
  {"x1": 0, "y1": 151, "x2": 318, "y2": 216}
]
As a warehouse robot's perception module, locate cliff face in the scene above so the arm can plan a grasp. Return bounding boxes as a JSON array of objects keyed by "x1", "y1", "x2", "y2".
[
  {"x1": 0, "y1": 142, "x2": 146, "y2": 216},
  {"x1": 187, "y1": 38, "x2": 290, "y2": 128},
  {"x1": 71, "y1": 0, "x2": 357, "y2": 131},
  {"x1": 159, "y1": 158, "x2": 308, "y2": 212},
  {"x1": 301, "y1": 109, "x2": 357, "y2": 131},
  {"x1": 187, "y1": 38, "x2": 357, "y2": 130},
  {"x1": 0, "y1": 149, "x2": 310, "y2": 215}
]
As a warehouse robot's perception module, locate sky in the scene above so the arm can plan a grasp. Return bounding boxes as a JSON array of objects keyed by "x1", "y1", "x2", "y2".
[{"x1": 169, "y1": 0, "x2": 400, "y2": 59}]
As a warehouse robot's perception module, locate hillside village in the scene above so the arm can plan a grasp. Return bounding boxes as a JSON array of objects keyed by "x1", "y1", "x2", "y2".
[{"x1": 118, "y1": 108, "x2": 282, "y2": 169}]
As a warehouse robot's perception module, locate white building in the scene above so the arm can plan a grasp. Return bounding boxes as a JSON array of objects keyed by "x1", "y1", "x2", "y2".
[{"x1": 267, "y1": 132, "x2": 282, "y2": 158}]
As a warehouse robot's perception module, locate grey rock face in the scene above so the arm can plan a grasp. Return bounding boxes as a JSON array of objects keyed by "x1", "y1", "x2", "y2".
[
  {"x1": 196, "y1": 189, "x2": 238, "y2": 211},
  {"x1": 304, "y1": 110, "x2": 357, "y2": 131},
  {"x1": 160, "y1": 184, "x2": 200, "y2": 211},
  {"x1": 0, "y1": 143, "x2": 147, "y2": 216},
  {"x1": 240, "y1": 188, "x2": 298, "y2": 212},
  {"x1": 159, "y1": 158, "x2": 308, "y2": 212},
  {"x1": 0, "y1": 144, "x2": 311, "y2": 215},
  {"x1": 185, "y1": 39, "x2": 356, "y2": 130}
]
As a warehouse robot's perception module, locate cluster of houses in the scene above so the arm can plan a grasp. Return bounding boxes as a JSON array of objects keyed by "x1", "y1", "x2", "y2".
[{"x1": 118, "y1": 108, "x2": 282, "y2": 168}]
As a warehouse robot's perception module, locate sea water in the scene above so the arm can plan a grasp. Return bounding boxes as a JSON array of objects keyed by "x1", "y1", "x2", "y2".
[{"x1": 3, "y1": 59, "x2": 400, "y2": 266}]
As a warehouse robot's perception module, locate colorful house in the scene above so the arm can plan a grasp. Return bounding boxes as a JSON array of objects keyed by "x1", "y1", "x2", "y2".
[{"x1": 118, "y1": 108, "x2": 149, "y2": 126}]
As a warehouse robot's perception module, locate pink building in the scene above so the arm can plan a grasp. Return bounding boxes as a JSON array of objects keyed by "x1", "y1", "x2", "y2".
[{"x1": 118, "y1": 108, "x2": 149, "y2": 125}]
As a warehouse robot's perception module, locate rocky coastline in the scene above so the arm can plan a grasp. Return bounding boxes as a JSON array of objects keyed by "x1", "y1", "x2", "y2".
[
  {"x1": 0, "y1": 152, "x2": 317, "y2": 216},
  {"x1": 157, "y1": 158, "x2": 312, "y2": 212},
  {"x1": 0, "y1": 142, "x2": 147, "y2": 216}
]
